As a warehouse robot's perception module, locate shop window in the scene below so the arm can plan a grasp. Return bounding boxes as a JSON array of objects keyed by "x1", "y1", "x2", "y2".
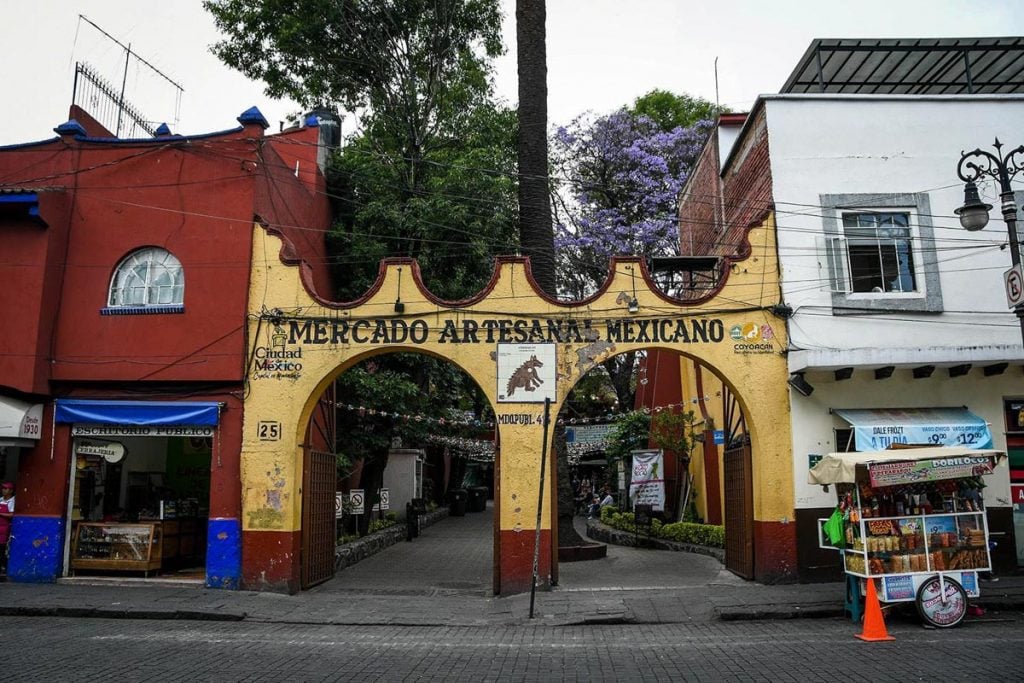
[
  {"x1": 105, "y1": 247, "x2": 184, "y2": 314},
  {"x1": 819, "y1": 193, "x2": 943, "y2": 315}
]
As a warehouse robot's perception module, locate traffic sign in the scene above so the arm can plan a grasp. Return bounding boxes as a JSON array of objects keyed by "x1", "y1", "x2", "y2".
[
  {"x1": 349, "y1": 489, "x2": 365, "y2": 515},
  {"x1": 1004, "y1": 264, "x2": 1024, "y2": 309},
  {"x1": 335, "y1": 492, "x2": 345, "y2": 518}
]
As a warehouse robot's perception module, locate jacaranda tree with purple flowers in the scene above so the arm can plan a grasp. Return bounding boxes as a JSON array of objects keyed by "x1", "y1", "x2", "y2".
[
  {"x1": 551, "y1": 92, "x2": 715, "y2": 411},
  {"x1": 551, "y1": 103, "x2": 714, "y2": 299}
]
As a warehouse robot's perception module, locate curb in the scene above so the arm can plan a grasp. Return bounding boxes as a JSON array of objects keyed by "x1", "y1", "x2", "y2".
[{"x1": 0, "y1": 606, "x2": 246, "y2": 621}]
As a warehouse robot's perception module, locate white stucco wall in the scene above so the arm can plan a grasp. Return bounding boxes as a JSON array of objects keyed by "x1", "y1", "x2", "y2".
[
  {"x1": 765, "y1": 95, "x2": 1024, "y2": 369},
  {"x1": 759, "y1": 95, "x2": 1024, "y2": 513}
]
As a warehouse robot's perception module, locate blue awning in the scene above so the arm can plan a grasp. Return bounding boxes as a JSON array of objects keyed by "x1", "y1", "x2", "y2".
[
  {"x1": 833, "y1": 407, "x2": 992, "y2": 451},
  {"x1": 55, "y1": 399, "x2": 221, "y2": 426}
]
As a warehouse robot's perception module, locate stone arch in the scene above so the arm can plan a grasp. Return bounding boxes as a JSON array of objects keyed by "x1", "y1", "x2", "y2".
[{"x1": 240, "y1": 214, "x2": 794, "y2": 593}]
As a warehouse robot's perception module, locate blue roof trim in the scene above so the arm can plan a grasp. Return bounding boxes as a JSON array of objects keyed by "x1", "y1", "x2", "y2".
[
  {"x1": 55, "y1": 399, "x2": 222, "y2": 426},
  {"x1": 237, "y1": 106, "x2": 270, "y2": 129},
  {"x1": 74, "y1": 126, "x2": 244, "y2": 144},
  {"x1": 304, "y1": 114, "x2": 320, "y2": 127},
  {"x1": 154, "y1": 123, "x2": 172, "y2": 136},
  {"x1": 0, "y1": 192, "x2": 38, "y2": 204},
  {"x1": 100, "y1": 304, "x2": 185, "y2": 316},
  {"x1": 54, "y1": 120, "x2": 87, "y2": 136},
  {"x1": 0, "y1": 192, "x2": 47, "y2": 226},
  {"x1": 0, "y1": 137, "x2": 61, "y2": 150}
]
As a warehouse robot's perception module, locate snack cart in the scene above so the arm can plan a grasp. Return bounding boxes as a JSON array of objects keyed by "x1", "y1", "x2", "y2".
[{"x1": 810, "y1": 446, "x2": 1006, "y2": 628}]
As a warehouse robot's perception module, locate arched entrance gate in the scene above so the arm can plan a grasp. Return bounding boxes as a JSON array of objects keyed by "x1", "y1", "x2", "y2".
[{"x1": 240, "y1": 219, "x2": 795, "y2": 594}]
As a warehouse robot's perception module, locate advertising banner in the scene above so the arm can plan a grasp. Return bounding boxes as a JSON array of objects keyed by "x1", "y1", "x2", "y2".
[
  {"x1": 868, "y1": 454, "x2": 997, "y2": 487},
  {"x1": 629, "y1": 450, "x2": 665, "y2": 511}
]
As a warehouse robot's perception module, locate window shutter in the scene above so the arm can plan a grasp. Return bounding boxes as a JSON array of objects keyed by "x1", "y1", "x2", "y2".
[{"x1": 824, "y1": 235, "x2": 851, "y2": 293}]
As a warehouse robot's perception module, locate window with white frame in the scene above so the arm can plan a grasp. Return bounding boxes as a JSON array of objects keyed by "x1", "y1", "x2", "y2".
[
  {"x1": 108, "y1": 247, "x2": 184, "y2": 308},
  {"x1": 842, "y1": 211, "x2": 916, "y2": 294},
  {"x1": 820, "y1": 193, "x2": 943, "y2": 314}
]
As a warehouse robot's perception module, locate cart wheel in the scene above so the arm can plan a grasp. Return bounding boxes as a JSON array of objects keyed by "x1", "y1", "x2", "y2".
[{"x1": 915, "y1": 575, "x2": 967, "y2": 628}]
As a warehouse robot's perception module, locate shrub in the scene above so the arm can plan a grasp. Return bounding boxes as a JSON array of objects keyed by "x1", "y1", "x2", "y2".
[
  {"x1": 367, "y1": 517, "x2": 399, "y2": 534},
  {"x1": 597, "y1": 506, "x2": 724, "y2": 548}
]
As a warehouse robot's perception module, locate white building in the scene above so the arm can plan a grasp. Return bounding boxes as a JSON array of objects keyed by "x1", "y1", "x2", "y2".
[{"x1": 679, "y1": 38, "x2": 1024, "y2": 579}]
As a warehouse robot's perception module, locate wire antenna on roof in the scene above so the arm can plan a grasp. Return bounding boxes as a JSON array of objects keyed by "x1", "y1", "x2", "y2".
[{"x1": 72, "y1": 15, "x2": 184, "y2": 137}]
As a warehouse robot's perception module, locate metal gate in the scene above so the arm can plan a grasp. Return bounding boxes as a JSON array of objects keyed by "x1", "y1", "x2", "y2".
[
  {"x1": 301, "y1": 384, "x2": 338, "y2": 589},
  {"x1": 722, "y1": 387, "x2": 754, "y2": 579}
]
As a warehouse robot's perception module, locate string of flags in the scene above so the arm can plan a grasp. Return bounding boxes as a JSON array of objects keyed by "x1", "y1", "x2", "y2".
[
  {"x1": 331, "y1": 391, "x2": 722, "y2": 430},
  {"x1": 427, "y1": 434, "x2": 496, "y2": 461}
]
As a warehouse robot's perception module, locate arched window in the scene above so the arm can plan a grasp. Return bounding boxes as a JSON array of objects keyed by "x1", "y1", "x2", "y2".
[{"x1": 108, "y1": 248, "x2": 184, "y2": 308}]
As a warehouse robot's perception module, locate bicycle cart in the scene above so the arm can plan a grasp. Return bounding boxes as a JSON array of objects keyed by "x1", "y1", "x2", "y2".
[{"x1": 810, "y1": 446, "x2": 1005, "y2": 628}]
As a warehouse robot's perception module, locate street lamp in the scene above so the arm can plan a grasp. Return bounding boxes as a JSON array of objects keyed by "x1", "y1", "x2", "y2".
[{"x1": 955, "y1": 138, "x2": 1024, "y2": 344}]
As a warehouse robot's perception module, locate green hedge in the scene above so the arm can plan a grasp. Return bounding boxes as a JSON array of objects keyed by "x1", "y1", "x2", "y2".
[{"x1": 599, "y1": 506, "x2": 724, "y2": 548}]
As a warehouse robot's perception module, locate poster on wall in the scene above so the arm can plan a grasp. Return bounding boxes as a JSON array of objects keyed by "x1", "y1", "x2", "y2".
[
  {"x1": 496, "y1": 343, "x2": 556, "y2": 403},
  {"x1": 629, "y1": 449, "x2": 665, "y2": 511}
]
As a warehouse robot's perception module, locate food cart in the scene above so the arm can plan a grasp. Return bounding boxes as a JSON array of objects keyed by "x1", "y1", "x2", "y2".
[{"x1": 809, "y1": 446, "x2": 1005, "y2": 628}]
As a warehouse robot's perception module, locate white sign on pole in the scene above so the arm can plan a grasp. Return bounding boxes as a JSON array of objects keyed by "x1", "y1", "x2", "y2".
[
  {"x1": 349, "y1": 489, "x2": 365, "y2": 515},
  {"x1": 1005, "y1": 264, "x2": 1024, "y2": 309},
  {"x1": 372, "y1": 488, "x2": 390, "y2": 512},
  {"x1": 629, "y1": 449, "x2": 665, "y2": 511},
  {"x1": 335, "y1": 492, "x2": 345, "y2": 519}
]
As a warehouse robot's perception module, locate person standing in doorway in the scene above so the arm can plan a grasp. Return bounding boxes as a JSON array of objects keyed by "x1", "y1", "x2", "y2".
[{"x1": 0, "y1": 482, "x2": 14, "y2": 578}]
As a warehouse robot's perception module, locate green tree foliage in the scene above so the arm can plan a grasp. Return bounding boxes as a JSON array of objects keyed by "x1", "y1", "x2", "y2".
[
  {"x1": 629, "y1": 89, "x2": 723, "y2": 132},
  {"x1": 604, "y1": 409, "x2": 651, "y2": 463},
  {"x1": 329, "y1": 102, "x2": 519, "y2": 300}
]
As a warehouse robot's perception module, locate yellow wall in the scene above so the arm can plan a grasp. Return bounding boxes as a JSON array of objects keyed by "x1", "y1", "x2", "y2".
[{"x1": 241, "y1": 212, "x2": 793, "y2": 559}]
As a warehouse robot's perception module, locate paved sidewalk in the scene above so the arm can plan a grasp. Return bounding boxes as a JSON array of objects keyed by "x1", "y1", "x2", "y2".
[{"x1": 1, "y1": 504, "x2": 1022, "y2": 626}]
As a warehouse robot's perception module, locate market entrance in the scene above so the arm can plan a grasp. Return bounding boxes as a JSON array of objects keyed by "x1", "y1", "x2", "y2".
[
  {"x1": 559, "y1": 347, "x2": 755, "y2": 582},
  {"x1": 298, "y1": 352, "x2": 497, "y2": 590},
  {"x1": 240, "y1": 218, "x2": 795, "y2": 594}
]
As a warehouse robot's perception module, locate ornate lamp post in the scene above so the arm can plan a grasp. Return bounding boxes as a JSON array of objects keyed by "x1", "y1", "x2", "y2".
[{"x1": 955, "y1": 139, "x2": 1024, "y2": 345}]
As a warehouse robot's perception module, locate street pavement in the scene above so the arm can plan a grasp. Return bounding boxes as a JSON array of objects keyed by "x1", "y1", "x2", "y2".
[{"x1": 1, "y1": 502, "x2": 1022, "y2": 627}]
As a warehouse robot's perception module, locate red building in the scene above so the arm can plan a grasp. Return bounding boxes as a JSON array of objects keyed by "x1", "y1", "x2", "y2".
[{"x1": 0, "y1": 106, "x2": 334, "y2": 587}]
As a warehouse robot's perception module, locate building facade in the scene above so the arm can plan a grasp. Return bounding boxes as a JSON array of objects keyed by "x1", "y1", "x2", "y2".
[
  {"x1": 678, "y1": 38, "x2": 1024, "y2": 580},
  {"x1": 0, "y1": 106, "x2": 334, "y2": 588}
]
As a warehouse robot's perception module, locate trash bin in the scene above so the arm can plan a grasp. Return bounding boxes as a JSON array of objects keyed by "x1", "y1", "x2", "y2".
[
  {"x1": 448, "y1": 489, "x2": 468, "y2": 516},
  {"x1": 467, "y1": 486, "x2": 487, "y2": 513}
]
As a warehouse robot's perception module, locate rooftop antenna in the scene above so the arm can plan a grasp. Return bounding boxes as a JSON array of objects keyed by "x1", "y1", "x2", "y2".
[
  {"x1": 714, "y1": 56, "x2": 721, "y2": 115},
  {"x1": 75, "y1": 15, "x2": 184, "y2": 136}
]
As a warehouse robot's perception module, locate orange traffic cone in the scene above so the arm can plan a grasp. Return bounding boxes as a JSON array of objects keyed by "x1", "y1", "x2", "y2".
[{"x1": 856, "y1": 578, "x2": 895, "y2": 642}]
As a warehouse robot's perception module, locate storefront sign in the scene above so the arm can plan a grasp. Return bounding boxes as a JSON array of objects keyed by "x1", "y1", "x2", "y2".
[
  {"x1": 75, "y1": 439, "x2": 126, "y2": 463},
  {"x1": 868, "y1": 454, "x2": 997, "y2": 487},
  {"x1": 566, "y1": 424, "x2": 614, "y2": 444},
  {"x1": 71, "y1": 424, "x2": 214, "y2": 438},
  {"x1": 629, "y1": 449, "x2": 665, "y2": 511}
]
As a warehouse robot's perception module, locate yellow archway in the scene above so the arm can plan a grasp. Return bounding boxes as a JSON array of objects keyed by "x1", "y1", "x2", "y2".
[{"x1": 240, "y1": 216, "x2": 794, "y2": 593}]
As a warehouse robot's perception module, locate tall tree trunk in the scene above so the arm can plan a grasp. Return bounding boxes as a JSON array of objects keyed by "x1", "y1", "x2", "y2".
[{"x1": 516, "y1": 0, "x2": 556, "y2": 296}]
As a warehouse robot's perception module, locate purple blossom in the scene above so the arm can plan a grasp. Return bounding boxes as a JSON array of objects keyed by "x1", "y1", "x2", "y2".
[{"x1": 551, "y1": 109, "x2": 713, "y2": 289}]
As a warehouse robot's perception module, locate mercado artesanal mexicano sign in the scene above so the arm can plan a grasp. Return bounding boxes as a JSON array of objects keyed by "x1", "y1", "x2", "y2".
[{"x1": 282, "y1": 315, "x2": 730, "y2": 346}]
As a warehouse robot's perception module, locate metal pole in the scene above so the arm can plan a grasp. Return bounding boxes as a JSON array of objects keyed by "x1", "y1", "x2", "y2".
[
  {"x1": 996, "y1": 163, "x2": 1024, "y2": 346},
  {"x1": 529, "y1": 397, "x2": 552, "y2": 619}
]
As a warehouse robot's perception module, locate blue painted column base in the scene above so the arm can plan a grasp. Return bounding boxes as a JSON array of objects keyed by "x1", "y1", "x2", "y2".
[
  {"x1": 7, "y1": 516, "x2": 65, "y2": 583},
  {"x1": 206, "y1": 518, "x2": 241, "y2": 589}
]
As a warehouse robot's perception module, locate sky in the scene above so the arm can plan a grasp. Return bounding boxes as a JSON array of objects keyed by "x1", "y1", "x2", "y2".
[{"x1": 1, "y1": 0, "x2": 1023, "y2": 145}]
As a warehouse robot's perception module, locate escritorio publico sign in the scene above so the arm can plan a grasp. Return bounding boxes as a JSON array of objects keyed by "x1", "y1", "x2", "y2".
[{"x1": 71, "y1": 424, "x2": 214, "y2": 438}]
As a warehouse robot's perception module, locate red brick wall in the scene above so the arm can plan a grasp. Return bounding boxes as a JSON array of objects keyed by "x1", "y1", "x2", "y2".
[{"x1": 679, "y1": 107, "x2": 774, "y2": 260}]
